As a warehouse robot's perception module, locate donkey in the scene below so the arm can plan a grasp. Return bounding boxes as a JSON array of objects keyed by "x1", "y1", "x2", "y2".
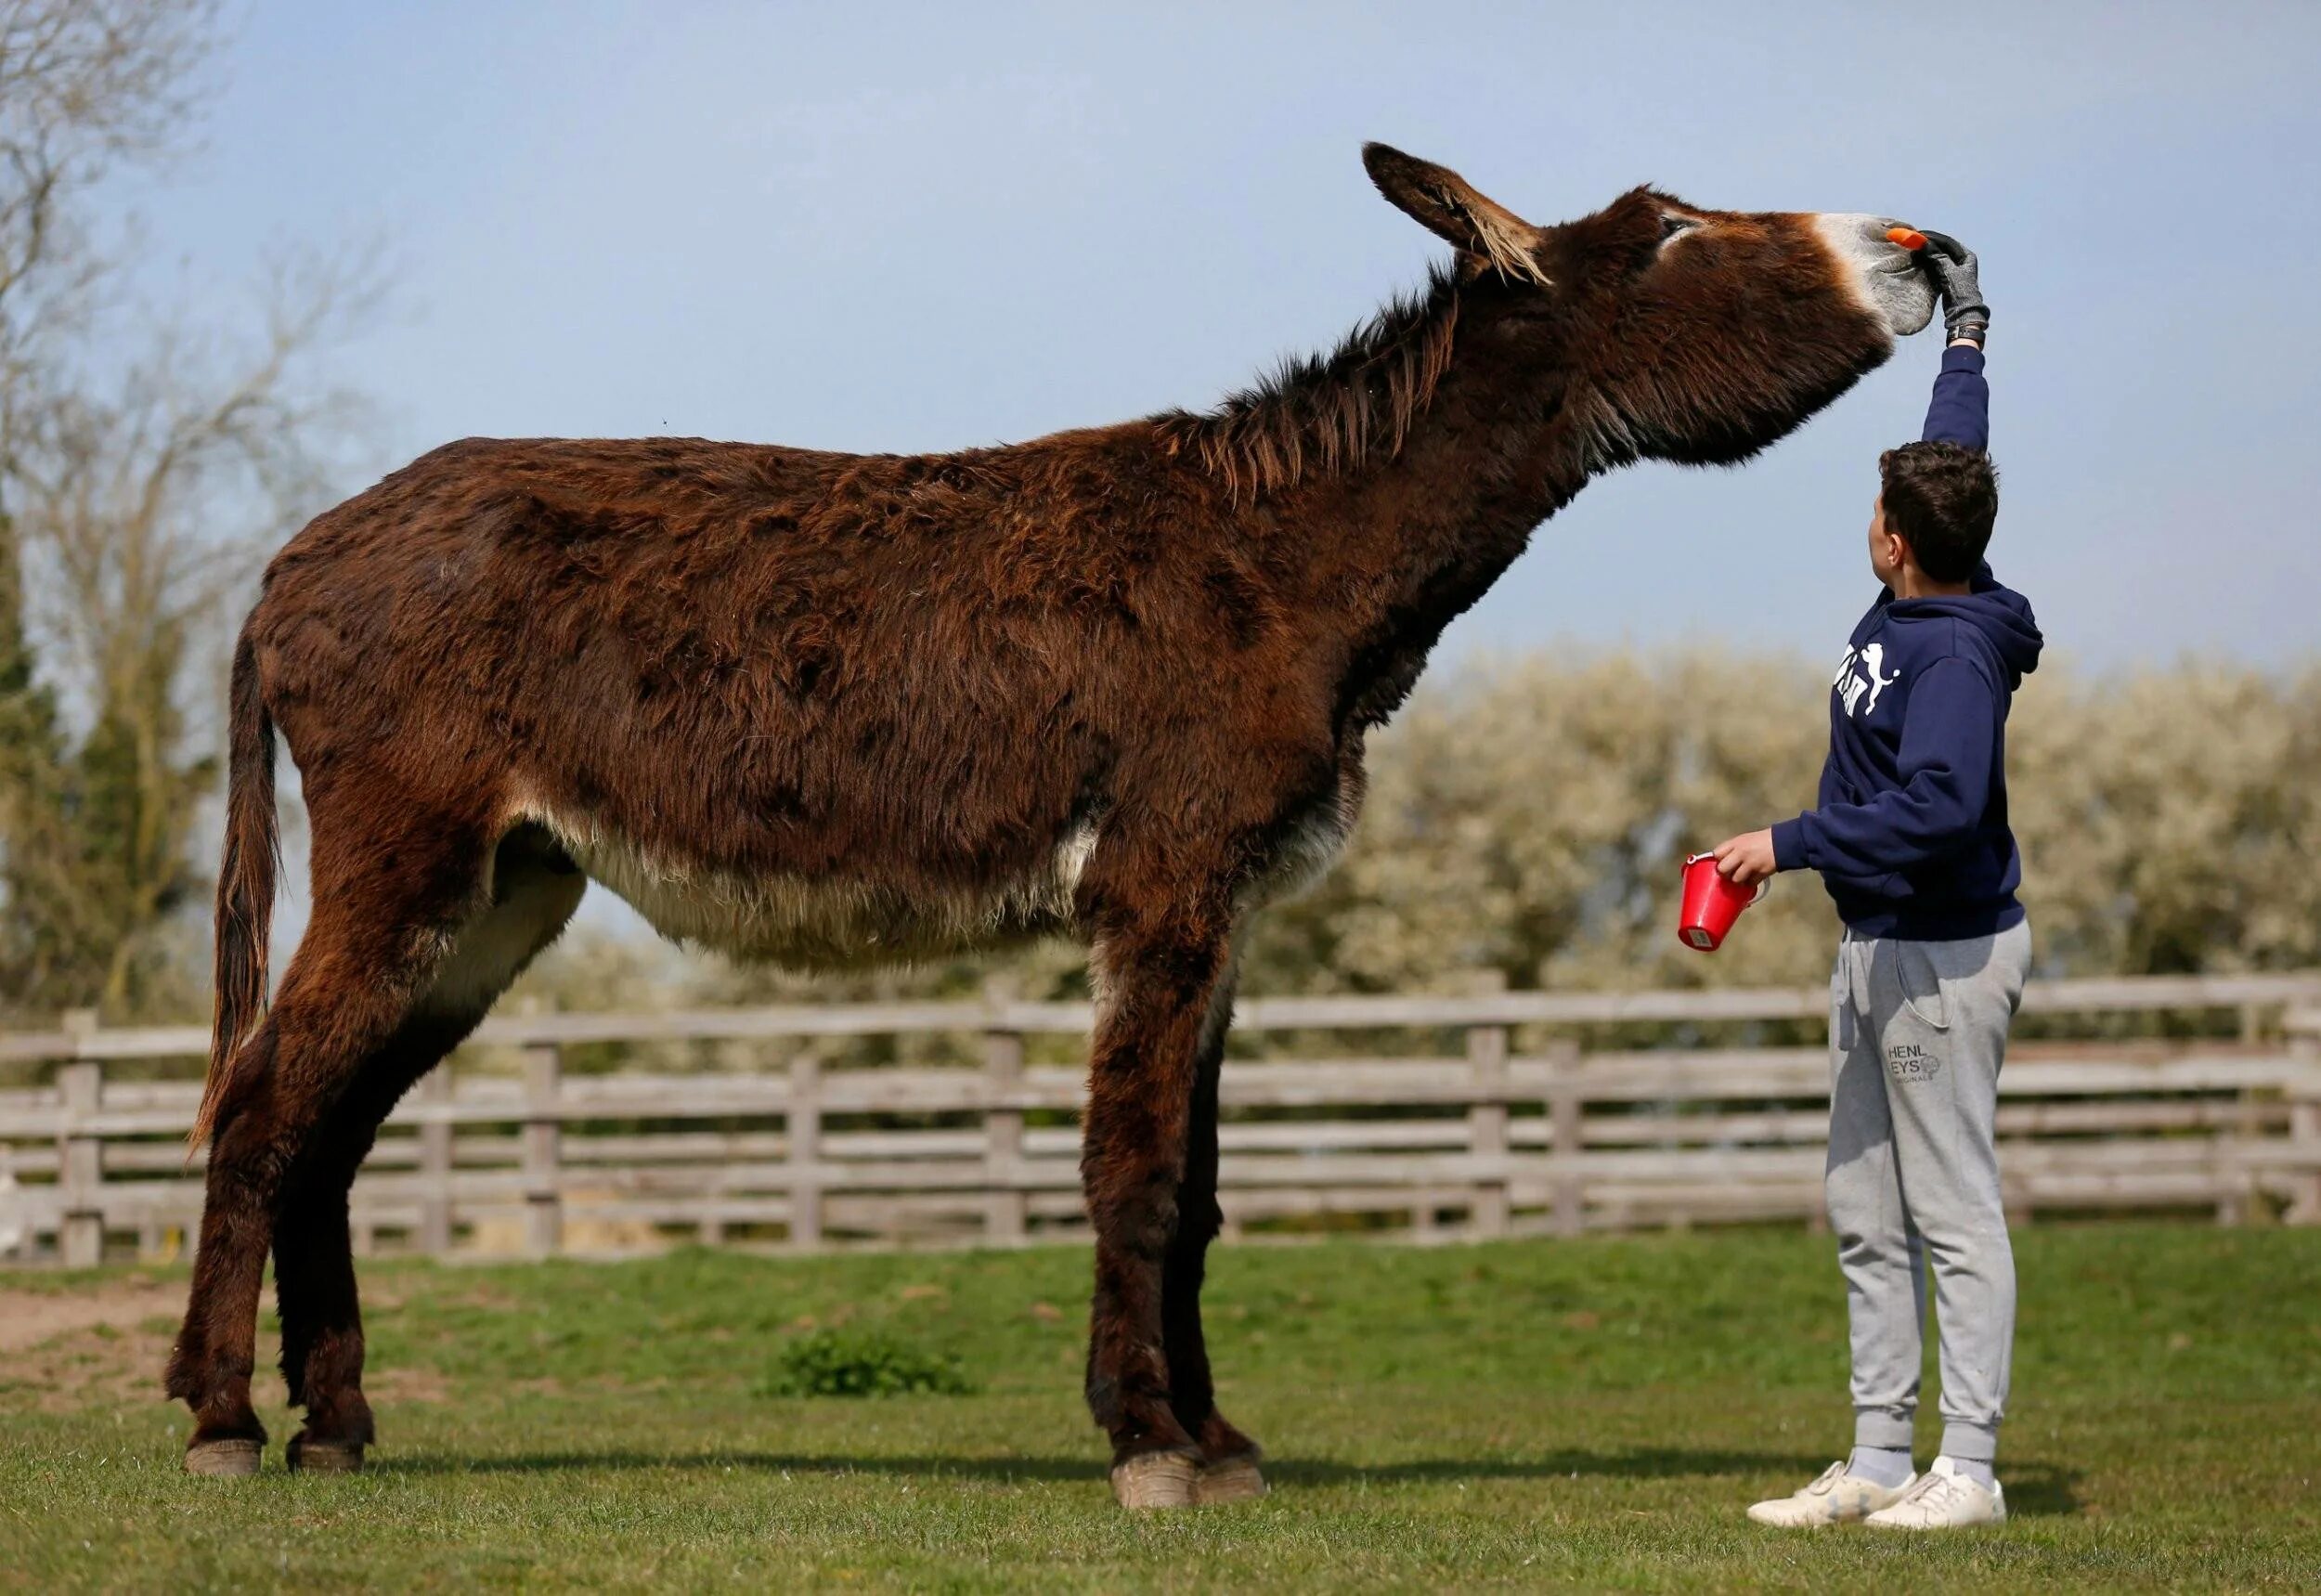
[{"x1": 167, "y1": 143, "x2": 1934, "y2": 1503}]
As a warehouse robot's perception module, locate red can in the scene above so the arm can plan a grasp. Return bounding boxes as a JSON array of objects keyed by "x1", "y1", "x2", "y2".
[{"x1": 1677, "y1": 853, "x2": 1769, "y2": 953}]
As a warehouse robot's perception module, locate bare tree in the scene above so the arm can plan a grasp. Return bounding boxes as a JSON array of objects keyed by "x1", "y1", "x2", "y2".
[
  {"x1": 0, "y1": 0, "x2": 218, "y2": 451},
  {"x1": 0, "y1": 1, "x2": 379, "y2": 1019}
]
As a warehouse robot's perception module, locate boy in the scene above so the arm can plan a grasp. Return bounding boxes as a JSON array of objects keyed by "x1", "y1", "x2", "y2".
[{"x1": 1712, "y1": 232, "x2": 2043, "y2": 1530}]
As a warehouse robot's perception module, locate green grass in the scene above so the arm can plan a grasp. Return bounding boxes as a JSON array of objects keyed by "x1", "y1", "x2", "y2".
[{"x1": 3, "y1": 1224, "x2": 2316, "y2": 1591}]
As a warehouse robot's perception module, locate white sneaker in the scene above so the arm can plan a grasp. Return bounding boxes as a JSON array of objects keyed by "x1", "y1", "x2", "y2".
[
  {"x1": 1863, "y1": 1456, "x2": 2006, "y2": 1529},
  {"x1": 1746, "y1": 1460, "x2": 1917, "y2": 1527}
]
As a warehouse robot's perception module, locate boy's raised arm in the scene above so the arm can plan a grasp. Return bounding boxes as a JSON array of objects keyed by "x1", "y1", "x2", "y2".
[
  {"x1": 1919, "y1": 228, "x2": 1990, "y2": 450},
  {"x1": 1923, "y1": 344, "x2": 1989, "y2": 450}
]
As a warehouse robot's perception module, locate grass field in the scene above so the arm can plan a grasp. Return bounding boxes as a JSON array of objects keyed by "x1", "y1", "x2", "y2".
[{"x1": 3, "y1": 1224, "x2": 2316, "y2": 1591}]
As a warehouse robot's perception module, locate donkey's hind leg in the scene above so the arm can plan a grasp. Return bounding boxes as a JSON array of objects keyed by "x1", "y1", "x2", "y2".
[
  {"x1": 276, "y1": 828, "x2": 584, "y2": 1473},
  {"x1": 167, "y1": 811, "x2": 494, "y2": 1476},
  {"x1": 272, "y1": 1014, "x2": 466, "y2": 1473}
]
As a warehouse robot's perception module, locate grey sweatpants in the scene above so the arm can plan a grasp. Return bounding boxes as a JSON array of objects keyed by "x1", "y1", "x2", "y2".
[{"x1": 1825, "y1": 918, "x2": 2031, "y2": 1464}]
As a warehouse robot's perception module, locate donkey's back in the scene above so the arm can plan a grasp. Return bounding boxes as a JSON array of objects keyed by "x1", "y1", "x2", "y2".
[{"x1": 246, "y1": 425, "x2": 1290, "y2": 964}]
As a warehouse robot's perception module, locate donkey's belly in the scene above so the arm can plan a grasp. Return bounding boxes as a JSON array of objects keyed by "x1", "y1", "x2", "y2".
[{"x1": 540, "y1": 811, "x2": 1100, "y2": 967}]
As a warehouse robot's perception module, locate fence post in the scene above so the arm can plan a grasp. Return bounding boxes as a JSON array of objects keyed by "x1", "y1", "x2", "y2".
[
  {"x1": 1548, "y1": 1036, "x2": 1585, "y2": 1238},
  {"x1": 58, "y1": 1010, "x2": 103, "y2": 1268},
  {"x1": 788, "y1": 1056, "x2": 823, "y2": 1250},
  {"x1": 1409, "y1": 1196, "x2": 1441, "y2": 1242},
  {"x1": 522, "y1": 1041, "x2": 563, "y2": 1258},
  {"x1": 1465, "y1": 971, "x2": 1511, "y2": 1238},
  {"x1": 981, "y1": 978, "x2": 1027, "y2": 1247},
  {"x1": 418, "y1": 1064, "x2": 455, "y2": 1255},
  {"x1": 2290, "y1": 1025, "x2": 2321, "y2": 1226},
  {"x1": 2227, "y1": 1004, "x2": 2275, "y2": 1226},
  {"x1": 2218, "y1": 1083, "x2": 2262, "y2": 1226}
]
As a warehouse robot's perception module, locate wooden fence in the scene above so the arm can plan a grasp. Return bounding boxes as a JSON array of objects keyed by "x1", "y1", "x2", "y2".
[{"x1": 4, "y1": 972, "x2": 2320, "y2": 1267}]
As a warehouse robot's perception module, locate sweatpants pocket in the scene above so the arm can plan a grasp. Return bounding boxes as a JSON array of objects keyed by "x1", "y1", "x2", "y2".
[{"x1": 1892, "y1": 941, "x2": 1950, "y2": 1032}]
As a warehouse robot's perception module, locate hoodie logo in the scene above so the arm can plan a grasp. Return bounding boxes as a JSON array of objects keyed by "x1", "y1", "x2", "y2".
[{"x1": 1834, "y1": 642, "x2": 1901, "y2": 718}]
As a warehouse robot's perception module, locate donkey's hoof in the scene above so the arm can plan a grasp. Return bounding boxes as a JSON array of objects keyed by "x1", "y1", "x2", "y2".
[
  {"x1": 184, "y1": 1437, "x2": 263, "y2": 1478},
  {"x1": 1110, "y1": 1450, "x2": 1199, "y2": 1510},
  {"x1": 286, "y1": 1434, "x2": 365, "y2": 1474},
  {"x1": 1195, "y1": 1452, "x2": 1268, "y2": 1504}
]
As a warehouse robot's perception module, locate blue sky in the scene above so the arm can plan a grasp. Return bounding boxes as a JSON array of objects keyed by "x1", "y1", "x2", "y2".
[{"x1": 111, "y1": 0, "x2": 2320, "y2": 669}]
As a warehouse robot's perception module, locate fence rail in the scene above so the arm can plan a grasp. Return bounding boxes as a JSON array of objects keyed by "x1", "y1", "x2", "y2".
[{"x1": 5, "y1": 972, "x2": 2319, "y2": 1266}]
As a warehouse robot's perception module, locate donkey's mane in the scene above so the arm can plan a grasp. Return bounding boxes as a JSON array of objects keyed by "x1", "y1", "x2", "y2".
[{"x1": 1160, "y1": 263, "x2": 1461, "y2": 503}]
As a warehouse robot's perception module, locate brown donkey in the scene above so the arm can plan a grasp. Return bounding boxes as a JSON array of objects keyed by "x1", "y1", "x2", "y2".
[{"x1": 169, "y1": 144, "x2": 1934, "y2": 1502}]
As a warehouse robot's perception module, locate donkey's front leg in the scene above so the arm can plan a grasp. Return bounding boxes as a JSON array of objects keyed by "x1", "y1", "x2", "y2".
[
  {"x1": 1163, "y1": 967, "x2": 1267, "y2": 1502},
  {"x1": 1080, "y1": 910, "x2": 1235, "y2": 1510}
]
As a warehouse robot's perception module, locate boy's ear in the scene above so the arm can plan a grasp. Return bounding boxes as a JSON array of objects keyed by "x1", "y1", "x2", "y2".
[
  {"x1": 1882, "y1": 522, "x2": 1914, "y2": 570},
  {"x1": 1362, "y1": 142, "x2": 1551, "y2": 286}
]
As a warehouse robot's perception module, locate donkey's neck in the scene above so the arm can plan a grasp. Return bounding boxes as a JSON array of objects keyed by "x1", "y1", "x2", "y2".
[
  {"x1": 1336, "y1": 327, "x2": 1593, "y2": 578},
  {"x1": 1251, "y1": 284, "x2": 1598, "y2": 719}
]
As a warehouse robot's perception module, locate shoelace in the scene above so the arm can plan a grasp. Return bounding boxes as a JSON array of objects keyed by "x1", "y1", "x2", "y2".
[
  {"x1": 1896, "y1": 1471, "x2": 1964, "y2": 1512},
  {"x1": 1804, "y1": 1462, "x2": 1847, "y2": 1496}
]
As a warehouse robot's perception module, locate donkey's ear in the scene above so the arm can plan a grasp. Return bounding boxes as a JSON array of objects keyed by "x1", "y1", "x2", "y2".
[{"x1": 1362, "y1": 143, "x2": 1550, "y2": 286}]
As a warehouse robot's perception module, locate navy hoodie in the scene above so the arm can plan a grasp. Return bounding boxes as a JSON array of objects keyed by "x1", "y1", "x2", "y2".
[{"x1": 1769, "y1": 345, "x2": 2045, "y2": 941}]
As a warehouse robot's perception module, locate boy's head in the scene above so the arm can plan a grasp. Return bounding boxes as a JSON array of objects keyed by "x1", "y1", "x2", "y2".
[{"x1": 1868, "y1": 441, "x2": 1999, "y2": 589}]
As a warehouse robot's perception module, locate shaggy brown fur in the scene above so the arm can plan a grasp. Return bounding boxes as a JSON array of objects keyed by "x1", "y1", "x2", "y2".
[
  {"x1": 168, "y1": 143, "x2": 1928, "y2": 1497},
  {"x1": 1160, "y1": 266, "x2": 1463, "y2": 503}
]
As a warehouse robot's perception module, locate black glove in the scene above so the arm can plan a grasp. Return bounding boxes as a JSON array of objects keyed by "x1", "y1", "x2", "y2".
[{"x1": 1917, "y1": 228, "x2": 1988, "y2": 347}]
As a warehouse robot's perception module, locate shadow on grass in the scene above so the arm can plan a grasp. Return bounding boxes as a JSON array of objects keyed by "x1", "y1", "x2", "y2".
[
  {"x1": 1990, "y1": 1462, "x2": 2083, "y2": 1519},
  {"x1": 376, "y1": 1447, "x2": 2081, "y2": 1512}
]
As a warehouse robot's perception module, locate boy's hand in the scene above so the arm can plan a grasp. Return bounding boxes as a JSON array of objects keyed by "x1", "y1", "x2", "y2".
[
  {"x1": 1918, "y1": 228, "x2": 1988, "y2": 347},
  {"x1": 1713, "y1": 829, "x2": 1780, "y2": 887}
]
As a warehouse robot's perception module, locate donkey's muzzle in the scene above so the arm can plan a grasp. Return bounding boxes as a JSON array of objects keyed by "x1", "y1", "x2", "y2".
[{"x1": 1812, "y1": 213, "x2": 1938, "y2": 338}]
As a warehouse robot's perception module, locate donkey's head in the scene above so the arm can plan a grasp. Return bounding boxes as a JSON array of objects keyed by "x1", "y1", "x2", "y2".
[{"x1": 1363, "y1": 144, "x2": 1936, "y2": 470}]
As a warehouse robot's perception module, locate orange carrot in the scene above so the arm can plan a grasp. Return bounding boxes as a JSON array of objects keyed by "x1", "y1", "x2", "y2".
[{"x1": 1887, "y1": 227, "x2": 1928, "y2": 252}]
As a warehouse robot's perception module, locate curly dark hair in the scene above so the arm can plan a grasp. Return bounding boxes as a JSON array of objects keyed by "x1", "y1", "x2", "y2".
[{"x1": 1877, "y1": 441, "x2": 1999, "y2": 584}]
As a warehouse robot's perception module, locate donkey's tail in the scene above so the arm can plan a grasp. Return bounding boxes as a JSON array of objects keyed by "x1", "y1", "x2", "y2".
[{"x1": 191, "y1": 632, "x2": 279, "y2": 1149}]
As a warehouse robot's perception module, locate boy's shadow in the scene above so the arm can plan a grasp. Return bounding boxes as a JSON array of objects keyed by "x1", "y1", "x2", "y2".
[
  {"x1": 1982, "y1": 1460, "x2": 2081, "y2": 1517},
  {"x1": 1288, "y1": 1452, "x2": 2081, "y2": 1516}
]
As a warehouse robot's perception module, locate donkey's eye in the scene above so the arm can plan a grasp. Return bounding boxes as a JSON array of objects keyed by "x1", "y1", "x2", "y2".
[{"x1": 1659, "y1": 214, "x2": 1700, "y2": 241}]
